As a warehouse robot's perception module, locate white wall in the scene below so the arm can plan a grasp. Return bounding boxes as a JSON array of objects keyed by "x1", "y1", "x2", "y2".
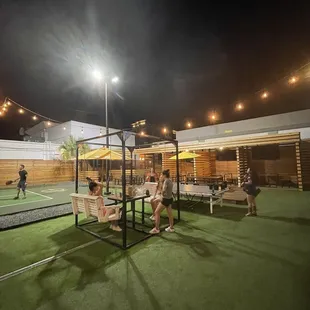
[
  {"x1": 45, "y1": 121, "x2": 135, "y2": 148},
  {"x1": 0, "y1": 140, "x2": 61, "y2": 160},
  {"x1": 177, "y1": 109, "x2": 310, "y2": 142}
]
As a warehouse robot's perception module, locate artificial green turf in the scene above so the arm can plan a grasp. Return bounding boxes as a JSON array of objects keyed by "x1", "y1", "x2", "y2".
[{"x1": 1, "y1": 189, "x2": 310, "y2": 310}]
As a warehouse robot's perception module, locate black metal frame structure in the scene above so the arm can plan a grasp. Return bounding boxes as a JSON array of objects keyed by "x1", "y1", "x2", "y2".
[{"x1": 75, "y1": 130, "x2": 181, "y2": 250}]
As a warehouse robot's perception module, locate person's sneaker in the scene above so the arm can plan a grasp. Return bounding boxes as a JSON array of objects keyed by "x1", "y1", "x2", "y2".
[
  {"x1": 149, "y1": 215, "x2": 155, "y2": 221},
  {"x1": 149, "y1": 228, "x2": 160, "y2": 234},
  {"x1": 112, "y1": 225, "x2": 122, "y2": 232},
  {"x1": 13, "y1": 197, "x2": 19, "y2": 200},
  {"x1": 22, "y1": 196, "x2": 26, "y2": 200},
  {"x1": 245, "y1": 212, "x2": 252, "y2": 216},
  {"x1": 165, "y1": 227, "x2": 175, "y2": 233}
]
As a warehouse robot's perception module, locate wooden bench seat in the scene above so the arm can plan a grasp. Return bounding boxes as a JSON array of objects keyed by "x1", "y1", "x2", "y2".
[{"x1": 70, "y1": 193, "x2": 121, "y2": 223}]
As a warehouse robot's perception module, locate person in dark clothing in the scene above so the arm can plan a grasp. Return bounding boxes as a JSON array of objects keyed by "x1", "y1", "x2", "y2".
[
  {"x1": 242, "y1": 168, "x2": 258, "y2": 216},
  {"x1": 14, "y1": 164, "x2": 28, "y2": 199}
]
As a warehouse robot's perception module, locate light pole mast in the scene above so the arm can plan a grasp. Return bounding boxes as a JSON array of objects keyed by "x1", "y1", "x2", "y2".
[{"x1": 105, "y1": 81, "x2": 110, "y2": 194}]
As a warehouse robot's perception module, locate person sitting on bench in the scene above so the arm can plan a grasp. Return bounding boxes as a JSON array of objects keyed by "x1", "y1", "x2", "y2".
[
  {"x1": 150, "y1": 173, "x2": 163, "y2": 221},
  {"x1": 88, "y1": 180, "x2": 122, "y2": 231}
]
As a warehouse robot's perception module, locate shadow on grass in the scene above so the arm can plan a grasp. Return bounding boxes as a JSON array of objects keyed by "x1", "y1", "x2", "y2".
[
  {"x1": 34, "y1": 224, "x2": 126, "y2": 309},
  {"x1": 175, "y1": 200, "x2": 246, "y2": 222},
  {"x1": 160, "y1": 231, "x2": 220, "y2": 259},
  {"x1": 258, "y1": 215, "x2": 310, "y2": 227},
  {"x1": 124, "y1": 253, "x2": 163, "y2": 310}
]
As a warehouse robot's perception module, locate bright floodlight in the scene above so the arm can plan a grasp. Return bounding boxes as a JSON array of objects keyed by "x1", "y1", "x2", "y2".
[
  {"x1": 93, "y1": 70, "x2": 103, "y2": 81},
  {"x1": 111, "y1": 76, "x2": 119, "y2": 84}
]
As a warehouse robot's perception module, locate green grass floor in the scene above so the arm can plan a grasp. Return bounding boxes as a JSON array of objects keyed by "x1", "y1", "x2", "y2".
[{"x1": 1, "y1": 189, "x2": 310, "y2": 310}]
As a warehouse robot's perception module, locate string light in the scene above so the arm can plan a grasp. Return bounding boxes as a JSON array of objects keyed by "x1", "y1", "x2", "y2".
[
  {"x1": 261, "y1": 91, "x2": 269, "y2": 99},
  {"x1": 236, "y1": 103, "x2": 244, "y2": 111},
  {"x1": 2, "y1": 107, "x2": 7, "y2": 111},
  {"x1": 18, "y1": 108, "x2": 24, "y2": 114},
  {"x1": 6, "y1": 101, "x2": 11, "y2": 106},
  {"x1": 32, "y1": 115, "x2": 38, "y2": 120},
  {"x1": 163, "y1": 127, "x2": 167, "y2": 134},
  {"x1": 63, "y1": 126, "x2": 66, "y2": 130},
  {"x1": 140, "y1": 131, "x2": 145, "y2": 136},
  {"x1": 186, "y1": 122, "x2": 192, "y2": 128},
  {"x1": 47, "y1": 121, "x2": 51, "y2": 126},
  {"x1": 0, "y1": 111, "x2": 3, "y2": 116},
  {"x1": 288, "y1": 76, "x2": 298, "y2": 84},
  {"x1": 4, "y1": 103, "x2": 7, "y2": 107}
]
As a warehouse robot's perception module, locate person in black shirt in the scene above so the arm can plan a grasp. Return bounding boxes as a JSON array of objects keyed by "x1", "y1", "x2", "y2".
[{"x1": 14, "y1": 164, "x2": 28, "y2": 199}]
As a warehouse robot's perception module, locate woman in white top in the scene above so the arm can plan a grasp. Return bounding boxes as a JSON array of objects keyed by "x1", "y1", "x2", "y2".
[{"x1": 150, "y1": 174, "x2": 163, "y2": 221}]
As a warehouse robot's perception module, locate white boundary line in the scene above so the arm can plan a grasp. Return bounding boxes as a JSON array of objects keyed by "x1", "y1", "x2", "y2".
[
  {"x1": 0, "y1": 197, "x2": 52, "y2": 208},
  {"x1": 27, "y1": 190, "x2": 53, "y2": 200},
  {"x1": 41, "y1": 188, "x2": 67, "y2": 193},
  {"x1": 0, "y1": 240, "x2": 100, "y2": 282}
]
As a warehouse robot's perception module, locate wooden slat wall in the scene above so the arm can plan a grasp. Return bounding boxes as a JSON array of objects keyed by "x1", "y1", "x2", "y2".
[
  {"x1": 195, "y1": 151, "x2": 208, "y2": 178},
  {"x1": 300, "y1": 140, "x2": 310, "y2": 190},
  {"x1": 215, "y1": 161, "x2": 238, "y2": 177},
  {"x1": 251, "y1": 145, "x2": 296, "y2": 175},
  {"x1": 0, "y1": 160, "x2": 74, "y2": 186},
  {"x1": 162, "y1": 153, "x2": 177, "y2": 177}
]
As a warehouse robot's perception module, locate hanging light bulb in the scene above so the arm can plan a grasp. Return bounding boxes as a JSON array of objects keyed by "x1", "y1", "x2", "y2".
[
  {"x1": 4, "y1": 103, "x2": 7, "y2": 107},
  {"x1": 2, "y1": 107, "x2": 7, "y2": 111},
  {"x1": 0, "y1": 111, "x2": 3, "y2": 116},
  {"x1": 261, "y1": 91, "x2": 269, "y2": 99},
  {"x1": 7, "y1": 100, "x2": 11, "y2": 106},
  {"x1": 140, "y1": 131, "x2": 145, "y2": 136},
  {"x1": 47, "y1": 121, "x2": 51, "y2": 126},
  {"x1": 32, "y1": 115, "x2": 38, "y2": 120},
  {"x1": 288, "y1": 76, "x2": 298, "y2": 84},
  {"x1": 63, "y1": 126, "x2": 66, "y2": 130},
  {"x1": 236, "y1": 103, "x2": 244, "y2": 111},
  {"x1": 19, "y1": 108, "x2": 24, "y2": 114}
]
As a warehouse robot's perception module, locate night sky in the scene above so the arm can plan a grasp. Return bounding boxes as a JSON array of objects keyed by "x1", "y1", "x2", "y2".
[{"x1": 1, "y1": 1, "x2": 310, "y2": 139}]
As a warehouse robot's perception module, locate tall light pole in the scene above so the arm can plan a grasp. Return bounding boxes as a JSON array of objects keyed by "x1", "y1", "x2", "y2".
[{"x1": 93, "y1": 70, "x2": 119, "y2": 195}]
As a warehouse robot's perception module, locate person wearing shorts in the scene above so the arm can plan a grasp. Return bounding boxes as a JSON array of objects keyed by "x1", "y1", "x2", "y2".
[
  {"x1": 242, "y1": 168, "x2": 258, "y2": 216},
  {"x1": 14, "y1": 164, "x2": 28, "y2": 200},
  {"x1": 150, "y1": 169, "x2": 174, "y2": 234}
]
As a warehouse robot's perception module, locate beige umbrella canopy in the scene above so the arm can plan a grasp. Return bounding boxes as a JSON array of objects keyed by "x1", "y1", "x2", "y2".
[{"x1": 169, "y1": 151, "x2": 200, "y2": 160}]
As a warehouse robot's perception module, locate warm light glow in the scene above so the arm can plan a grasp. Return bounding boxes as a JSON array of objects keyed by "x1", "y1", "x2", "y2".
[
  {"x1": 4, "y1": 103, "x2": 7, "y2": 107},
  {"x1": 211, "y1": 114, "x2": 216, "y2": 120},
  {"x1": 19, "y1": 108, "x2": 24, "y2": 114},
  {"x1": 185, "y1": 149, "x2": 189, "y2": 152},
  {"x1": 219, "y1": 147, "x2": 224, "y2": 151},
  {"x1": 47, "y1": 121, "x2": 51, "y2": 126},
  {"x1": 2, "y1": 107, "x2": 6, "y2": 111},
  {"x1": 63, "y1": 126, "x2": 66, "y2": 130},
  {"x1": 7, "y1": 101, "x2": 11, "y2": 106},
  {"x1": 92, "y1": 70, "x2": 103, "y2": 81},
  {"x1": 236, "y1": 103, "x2": 244, "y2": 111},
  {"x1": 163, "y1": 127, "x2": 167, "y2": 134},
  {"x1": 140, "y1": 131, "x2": 145, "y2": 136},
  {"x1": 0, "y1": 111, "x2": 3, "y2": 116},
  {"x1": 186, "y1": 122, "x2": 192, "y2": 128},
  {"x1": 288, "y1": 76, "x2": 298, "y2": 84},
  {"x1": 261, "y1": 92, "x2": 269, "y2": 99},
  {"x1": 111, "y1": 76, "x2": 119, "y2": 84},
  {"x1": 32, "y1": 115, "x2": 37, "y2": 120}
]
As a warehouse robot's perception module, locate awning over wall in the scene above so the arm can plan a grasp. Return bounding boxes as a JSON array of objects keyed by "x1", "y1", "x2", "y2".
[{"x1": 134, "y1": 132, "x2": 300, "y2": 154}]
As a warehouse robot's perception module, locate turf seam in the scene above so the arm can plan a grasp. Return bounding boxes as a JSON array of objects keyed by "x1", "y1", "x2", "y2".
[{"x1": 0, "y1": 239, "x2": 100, "y2": 282}]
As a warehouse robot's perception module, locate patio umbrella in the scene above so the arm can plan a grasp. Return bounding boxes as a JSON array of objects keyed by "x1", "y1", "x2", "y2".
[
  {"x1": 169, "y1": 151, "x2": 200, "y2": 160},
  {"x1": 101, "y1": 149, "x2": 131, "y2": 161},
  {"x1": 80, "y1": 148, "x2": 109, "y2": 160}
]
